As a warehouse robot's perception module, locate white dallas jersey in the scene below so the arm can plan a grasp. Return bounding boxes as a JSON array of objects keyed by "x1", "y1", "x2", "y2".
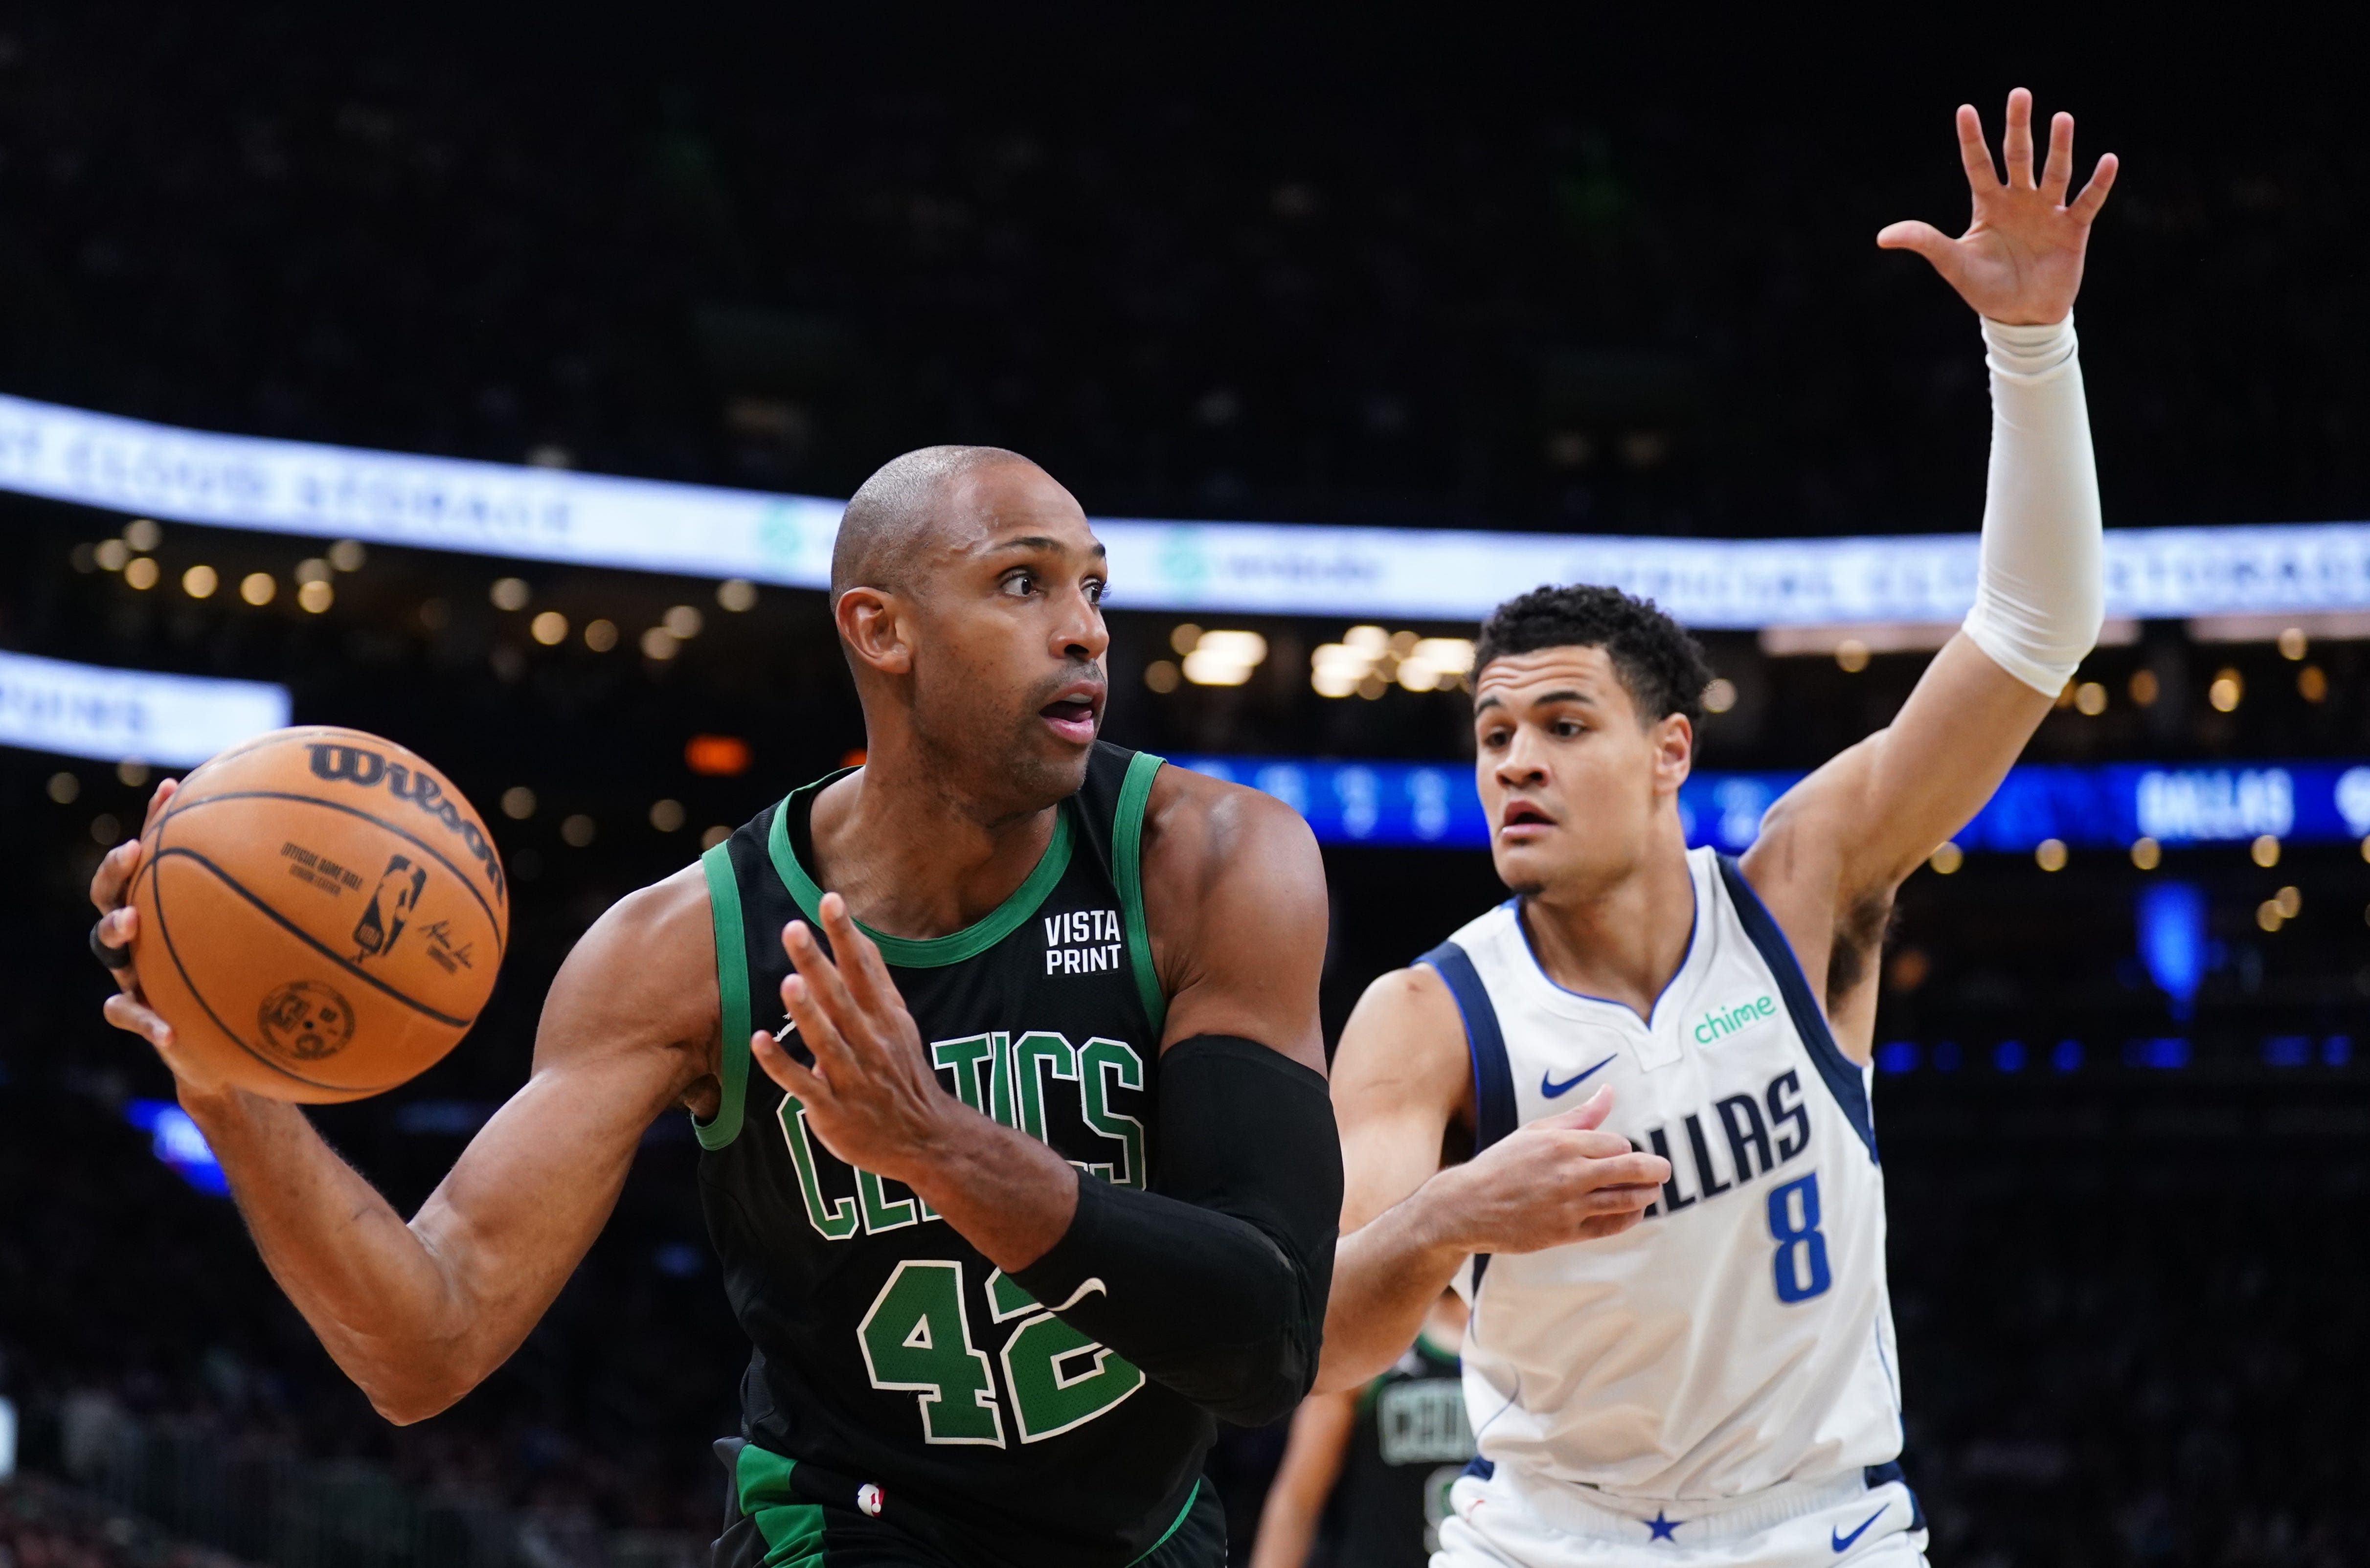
[{"x1": 1422, "y1": 847, "x2": 1903, "y2": 1503}]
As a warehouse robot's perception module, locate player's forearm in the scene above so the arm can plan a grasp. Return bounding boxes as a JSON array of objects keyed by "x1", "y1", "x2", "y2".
[
  {"x1": 902, "y1": 1110, "x2": 1081, "y2": 1273},
  {"x1": 1315, "y1": 1180, "x2": 1467, "y2": 1392},
  {"x1": 180, "y1": 1084, "x2": 480, "y2": 1421},
  {"x1": 1961, "y1": 315, "x2": 2104, "y2": 695}
]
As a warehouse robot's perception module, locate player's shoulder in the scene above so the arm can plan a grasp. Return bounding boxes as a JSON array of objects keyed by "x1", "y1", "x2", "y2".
[
  {"x1": 1140, "y1": 759, "x2": 1320, "y2": 886},
  {"x1": 1355, "y1": 963, "x2": 1462, "y2": 1036},
  {"x1": 563, "y1": 862, "x2": 719, "y2": 999},
  {"x1": 1332, "y1": 963, "x2": 1468, "y2": 1109}
]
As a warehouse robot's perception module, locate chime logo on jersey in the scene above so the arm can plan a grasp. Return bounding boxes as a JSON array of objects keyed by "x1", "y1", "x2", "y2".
[
  {"x1": 776, "y1": 1028, "x2": 1150, "y2": 1240},
  {"x1": 1044, "y1": 907, "x2": 1124, "y2": 975}
]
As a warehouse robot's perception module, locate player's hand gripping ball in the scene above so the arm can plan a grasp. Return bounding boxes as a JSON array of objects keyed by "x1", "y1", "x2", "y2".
[{"x1": 125, "y1": 726, "x2": 508, "y2": 1102}]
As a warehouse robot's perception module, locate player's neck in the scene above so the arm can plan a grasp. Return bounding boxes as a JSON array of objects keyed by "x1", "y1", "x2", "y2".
[
  {"x1": 1517, "y1": 833, "x2": 1696, "y2": 1022},
  {"x1": 805, "y1": 736, "x2": 1062, "y2": 941}
]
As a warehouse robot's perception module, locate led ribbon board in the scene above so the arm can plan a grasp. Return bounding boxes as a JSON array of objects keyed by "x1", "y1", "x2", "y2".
[
  {"x1": 1175, "y1": 756, "x2": 2370, "y2": 852},
  {"x1": 8, "y1": 392, "x2": 2370, "y2": 624},
  {"x1": 0, "y1": 650, "x2": 291, "y2": 767}
]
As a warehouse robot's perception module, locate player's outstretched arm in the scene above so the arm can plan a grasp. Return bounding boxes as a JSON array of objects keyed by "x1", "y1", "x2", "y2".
[
  {"x1": 93, "y1": 819, "x2": 721, "y2": 1424},
  {"x1": 1750, "y1": 90, "x2": 2115, "y2": 1045},
  {"x1": 1316, "y1": 966, "x2": 1669, "y2": 1392}
]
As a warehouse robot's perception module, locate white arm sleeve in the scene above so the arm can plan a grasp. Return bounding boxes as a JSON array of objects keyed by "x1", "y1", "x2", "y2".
[{"x1": 1959, "y1": 314, "x2": 2105, "y2": 696}]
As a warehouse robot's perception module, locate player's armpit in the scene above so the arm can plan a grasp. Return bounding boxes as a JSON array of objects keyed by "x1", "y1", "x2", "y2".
[
  {"x1": 1746, "y1": 636, "x2": 2052, "y2": 1031},
  {"x1": 189, "y1": 864, "x2": 722, "y2": 1424}
]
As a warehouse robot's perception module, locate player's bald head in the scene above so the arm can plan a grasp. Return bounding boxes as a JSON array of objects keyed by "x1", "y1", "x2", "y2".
[{"x1": 832, "y1": 445, "x2": 1064, "y2": 597}]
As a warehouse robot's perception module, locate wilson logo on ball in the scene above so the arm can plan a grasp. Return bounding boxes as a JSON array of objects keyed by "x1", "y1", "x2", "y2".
[{"x1": 306, "y1": 743, "x2": 507, "y2": 903}]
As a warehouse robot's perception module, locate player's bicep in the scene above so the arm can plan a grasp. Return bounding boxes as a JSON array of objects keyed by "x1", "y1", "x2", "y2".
[
  {"x1": 1761, "y1": 635, "x2": 2053, "y2": 900},
  {"x1": 412, "y1": 870, "x2": 718, "y2": 1335},
  {"x1": 1149, "y1": 778, "x2": 1329, "y2": 1073},
  {"x1": 1332, "y1": 966, "x2": 1467, "y2": 1235}
]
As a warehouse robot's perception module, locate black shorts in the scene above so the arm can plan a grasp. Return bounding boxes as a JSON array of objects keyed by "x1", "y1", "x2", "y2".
[{"x1": 707, "y1": 1439, "x2": 1225, "y2": 1568}]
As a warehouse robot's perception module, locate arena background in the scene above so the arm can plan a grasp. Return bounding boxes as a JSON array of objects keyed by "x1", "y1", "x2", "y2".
[{"x1": 3, "y1": 13, "x2": 2367, "y2": 1567}]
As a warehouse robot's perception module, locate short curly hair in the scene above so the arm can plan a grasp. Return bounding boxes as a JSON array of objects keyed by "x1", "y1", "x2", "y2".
[{"x1": 1472, "y1": 583, "x2": 1715, "y2": 726}]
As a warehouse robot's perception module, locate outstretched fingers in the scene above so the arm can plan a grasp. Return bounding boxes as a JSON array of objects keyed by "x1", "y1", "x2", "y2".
[
  {"x1": 2040, "y1": 111, "x2": 2076, "y2": 203},
  {"x1": 752, "y1": 1028, "x2": 829, "y2": 1103},
  {"x1": 1954, "y1": 102, "x2": 2000, "y2": 191},
  {"x1": 779, "y1": 923, "x2": 862, "y2": 1072},
  {"x1": 2001, "y1": 87, "x2": 2035, "y2": 188},
  {"x1": 814, "y1": 892, "x2": 900, "y2": 1018},
  {"x1": 2069, "y1": 152, "x2": 2121, "y2": 224}
]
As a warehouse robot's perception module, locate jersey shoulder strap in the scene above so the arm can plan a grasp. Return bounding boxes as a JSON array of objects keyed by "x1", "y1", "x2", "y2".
[
  {"x1": 1078, "y1": 740, "x2": 1167, "y2": 1037},
  {"x1": 1713, "y1": 853, "x2": 1878, "y2": 1163}
]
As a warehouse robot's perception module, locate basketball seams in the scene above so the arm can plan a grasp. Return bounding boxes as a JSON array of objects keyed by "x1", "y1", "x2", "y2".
[
  {"x1": 152, "y1": 845, "x2": 478, "y2": 1031},
  {"x1": 161, "y1": 788, "x2": 508, "y2": 960},
  {"x1": 143, "y1": 844, "x2": 373, "y2": 1097},
  {"x1": 135, "y1": 726, "x2": 495, "y2": 1104}
]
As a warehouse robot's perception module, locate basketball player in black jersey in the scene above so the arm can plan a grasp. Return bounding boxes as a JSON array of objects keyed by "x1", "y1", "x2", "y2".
[{"x1": 87, "y1": 446, "x2": 1343, "y2": 1568}]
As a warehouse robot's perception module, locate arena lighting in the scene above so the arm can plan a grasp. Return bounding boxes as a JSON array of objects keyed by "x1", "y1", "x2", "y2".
[
  {"x1": 0, "y1": 649, "x2": 290, "y2": 766},
  {"x1": 1173, "y1": 755, "x2": 2370, "y2": 851},
  {"x1": 123, "y1": 1098, "x2": 230, "y2": 1196},
  {"x1": 10, "y1": 392, "x2": 2370, "y2": 625}
]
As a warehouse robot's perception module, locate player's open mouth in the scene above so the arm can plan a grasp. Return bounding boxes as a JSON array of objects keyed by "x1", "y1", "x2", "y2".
[
  {"x1": 1039, "y1": 698, "x2": 1099, "y2": 743},
  {"x1": 1499, "y1": 800, "x2": 1555, "y2": 838}
]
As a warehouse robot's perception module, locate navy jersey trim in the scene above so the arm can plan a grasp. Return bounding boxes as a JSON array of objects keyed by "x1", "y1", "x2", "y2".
[
  {"x1": 1418, "y1": 941, "x2": 1517, "y2": 1153},
  {"x1": 1418, "y1": 939, "x2": 1517, "y2": 1297},
  {"x1": 1713, "y1": 855, "x2": 1878, "y2": 1164}
]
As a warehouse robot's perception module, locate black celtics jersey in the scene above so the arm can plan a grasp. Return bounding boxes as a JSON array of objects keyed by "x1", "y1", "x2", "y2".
[
  {"x1": 1330, "y1": 1335, "x2": 1472, "y2": 1568},
  {"x1": 694, "y1": 742, "x2": 1211, "y2": 1568}
]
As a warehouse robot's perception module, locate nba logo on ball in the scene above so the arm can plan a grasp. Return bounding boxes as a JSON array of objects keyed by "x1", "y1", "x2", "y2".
[
  {"x1": 856, "y1": 1484, "x2": 884, "y2": 1518},
  {"x1": 128, "y1": 726, "x2": 508, "y2": 1104}
]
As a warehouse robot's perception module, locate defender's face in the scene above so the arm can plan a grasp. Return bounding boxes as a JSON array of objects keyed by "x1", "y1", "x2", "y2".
[
  {"x1": 1472, "y1": 646, "x2": 1693, "y2": 897},
  {"x1": 907, "y1": 462, "x2": 1110, "y2": 804}
]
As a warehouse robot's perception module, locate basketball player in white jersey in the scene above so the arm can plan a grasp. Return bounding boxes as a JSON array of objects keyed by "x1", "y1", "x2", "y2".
[{"x1": 1316, "y1": 91, "x2": 2116, "y2": 1567}]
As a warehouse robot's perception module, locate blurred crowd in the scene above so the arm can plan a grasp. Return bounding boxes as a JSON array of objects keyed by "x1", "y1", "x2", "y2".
[{"x1": 2, "y1": 13, "x2": 2369, "y2": 539}]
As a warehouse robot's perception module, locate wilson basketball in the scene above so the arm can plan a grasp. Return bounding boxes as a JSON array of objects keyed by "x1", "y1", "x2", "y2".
[{"x1": 127, "y1": 725, "x2": 508, "y2": 1103}]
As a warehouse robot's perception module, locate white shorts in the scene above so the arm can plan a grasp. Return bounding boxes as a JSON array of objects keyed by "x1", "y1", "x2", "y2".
[{"x1": 1433, "y1": 1462, "x2": 1929, "y2": 1568}]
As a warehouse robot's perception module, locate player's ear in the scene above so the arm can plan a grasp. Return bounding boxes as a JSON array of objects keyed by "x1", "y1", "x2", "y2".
[
  {"x1": 835, "y1": 586, "x2": 915, "y2": 676},
  {"x1": 1649, "y1": 711, "x2": 1693, "y2": 794}
]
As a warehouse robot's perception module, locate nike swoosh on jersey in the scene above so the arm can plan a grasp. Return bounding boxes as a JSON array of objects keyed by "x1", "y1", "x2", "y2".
[
  {"x1": 1540, "y1": 1054, "x2": 1618, "y2": 1098},
  {"x1": 1831, "y1": 1506, "x2": 1887, "y2": 1553}
]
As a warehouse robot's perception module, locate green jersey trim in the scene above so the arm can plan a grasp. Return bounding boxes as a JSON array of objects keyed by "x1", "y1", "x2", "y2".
[
  {"x1": 694, "y1": 840, "x2": 753, "y2": 1152},
  {"x1": 767, "y1": 771, "x2": 1077, "y2": 969},
  {"x1": 734, "y1": 1443, "x2": 826, "y2": 1567},
  {"x1": 1123, "y1": 1478, "x2": 1202, "y2": 1568},
  {"x1": 1114, "y1": 750, "x2": 1167, "y2": 1039}
]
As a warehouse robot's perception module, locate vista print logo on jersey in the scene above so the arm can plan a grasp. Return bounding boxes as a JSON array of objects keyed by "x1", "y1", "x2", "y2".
[{"x1": 1044, "y1": 907, "x2": 1124, "y2": 975}]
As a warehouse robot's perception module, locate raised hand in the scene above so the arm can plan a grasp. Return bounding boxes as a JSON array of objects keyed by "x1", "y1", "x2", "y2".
[
  {"x1": 1878, "y1": 88, "x2": 2118, "y2": 326},
  {"x1": 751, "y1": 893, "x2": 956, "y2": 1189}
]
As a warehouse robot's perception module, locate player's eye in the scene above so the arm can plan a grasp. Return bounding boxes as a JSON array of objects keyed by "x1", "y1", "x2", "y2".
[
  {"x1": 1000, "y1": 571, "x2": 1037, "y2": 598},
  {"x1": 1083, "y1": 579, "x2": 1106, "y2": 606},
  {"x1": 1555, "y1": 719, "x2": 1584, "y2": 738}
]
